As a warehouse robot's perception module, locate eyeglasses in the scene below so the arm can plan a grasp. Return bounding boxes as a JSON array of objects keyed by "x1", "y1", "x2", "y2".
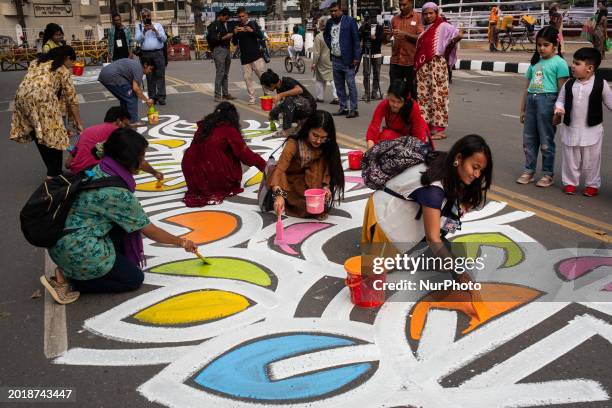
[{"x1": 311, "y1": 135, "x2": 328, "y2": 142}]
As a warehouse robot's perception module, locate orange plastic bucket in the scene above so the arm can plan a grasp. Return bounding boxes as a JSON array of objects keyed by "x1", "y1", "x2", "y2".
[
  {"x1": 72, "y1": 62, "x2": 84, "y2": 76},
  {"x1": 260, "y1": 96, "x2": 273, "y2": 111},
  {"x1": 347, "y1": 150, "x2": 363, "y2": 170},
  {"x1": 344, "y1": 256, "x2": 386, "y2": 308}
]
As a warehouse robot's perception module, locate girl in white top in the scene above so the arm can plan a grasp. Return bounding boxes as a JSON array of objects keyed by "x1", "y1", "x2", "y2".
[{"x1": 554, "y1": 47, "x2": 612, "y2": 197}]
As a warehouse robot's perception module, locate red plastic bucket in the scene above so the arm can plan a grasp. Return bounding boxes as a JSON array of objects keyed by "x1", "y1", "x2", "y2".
[
  {"x1": 304, "y1": 188, "x2": 325, "y2": 214},
  {"x1": 260, "y1": 96, "x2": 273, "y2": 111},
  {"x1": 347, "y1": 150, "x2": 363, "y2": 170},
  {"x1": 344, "y1": 256, "x2": 385, "y2": 308},
  {"x1": 72, "y1": 63, "x2": 84, "y2": 76}
]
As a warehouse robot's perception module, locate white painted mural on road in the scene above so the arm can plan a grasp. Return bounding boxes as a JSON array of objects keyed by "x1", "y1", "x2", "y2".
[{"x1": 54, "y1": 115, "x2": 612, "y2": 407}]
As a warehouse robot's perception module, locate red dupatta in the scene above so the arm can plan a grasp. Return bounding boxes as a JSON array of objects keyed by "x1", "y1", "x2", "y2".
[{"x1": 414, "y1": 16, "x2": 444, "y2": 72}]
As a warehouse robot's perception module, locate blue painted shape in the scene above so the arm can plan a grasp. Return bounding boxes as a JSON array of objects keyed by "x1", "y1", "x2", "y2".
[{"x1": 193, "y1": 334, "x2": 373, "y2": 401}]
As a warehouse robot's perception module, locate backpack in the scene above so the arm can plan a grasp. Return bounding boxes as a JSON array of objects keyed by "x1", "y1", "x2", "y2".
[
  {"x1": 20, "y1": 172, "x2": 128, "y2": 248},
  {"x1": 361, "y1": 136, "x2": 432, "y2": 190}
]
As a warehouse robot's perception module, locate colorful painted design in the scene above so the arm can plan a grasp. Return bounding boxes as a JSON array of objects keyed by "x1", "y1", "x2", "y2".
[
  {"x1": 163, "y1": 211, "x2": 238, "y2": 244},
  {"x1": 134, "y1": 290, "x2": 250, "y2": 325},
  {"x1": 52, "y1": 116, "x2": 612, "y2": 408}
]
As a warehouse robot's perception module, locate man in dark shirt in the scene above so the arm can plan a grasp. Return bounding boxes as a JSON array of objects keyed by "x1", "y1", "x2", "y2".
[
  {"x1": 207, "y1": 7, "x2": 235, "y2": 102},
  {"x1": 232, "y1": 7, "x2": 266, "y2": 104},
  {"x1": 360, "y1": 12, "x2": 384, "y2": 101},
  {"x1": 108, "y1": 13, "x2": 132, "y2": 61}
]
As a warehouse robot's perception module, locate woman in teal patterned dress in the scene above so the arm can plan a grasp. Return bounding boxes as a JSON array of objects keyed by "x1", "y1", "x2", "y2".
[{"x1": 42, "y1": 128, "x2": 197, "y2": 304}]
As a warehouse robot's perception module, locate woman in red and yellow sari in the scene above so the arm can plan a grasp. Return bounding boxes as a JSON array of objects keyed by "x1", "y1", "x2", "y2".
[{"x1": 414, "y1": 2, "x2": 464, "y2": 140}]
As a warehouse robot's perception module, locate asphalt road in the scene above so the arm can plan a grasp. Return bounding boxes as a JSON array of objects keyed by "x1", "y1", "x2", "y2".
[{"x1": 0, "y1": 57, "x2": 611, "y2": 408}]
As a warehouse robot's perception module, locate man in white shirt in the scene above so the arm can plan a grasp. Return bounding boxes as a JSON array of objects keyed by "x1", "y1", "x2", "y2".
[{"x1": 135, "y1": 8, "x2": 168, "y2": 105}]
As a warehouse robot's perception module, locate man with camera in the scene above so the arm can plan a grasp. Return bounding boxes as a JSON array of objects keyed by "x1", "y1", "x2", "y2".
[
  {"x1": 135, "y1": 9, "x2": 168, "y2": 105},
  {"x1": 207, "y1": 7, "x2": 235, "y2": 103},
  {"x1": 359, "y1": 11, "x2": 384, "y2": 102},
  {"x1": 232, "y1": 7, "x2": 266, "y2": 105}
]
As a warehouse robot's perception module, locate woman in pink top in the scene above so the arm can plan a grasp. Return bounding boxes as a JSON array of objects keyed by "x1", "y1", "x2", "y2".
[
  {"x1": 366, "y1": 80, "x2": 430, "y2": 149},
  {"x1": 66, "y1": 106, "x2": 163, "y2": 181}
]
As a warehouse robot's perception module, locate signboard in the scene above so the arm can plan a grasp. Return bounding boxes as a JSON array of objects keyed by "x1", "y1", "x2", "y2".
[
  {"x1": 209, "y1": 1, "x2": 266, "y2": 12},
  {"x1": 33, "y1": 3, "x2": 73, "y2": 17},
  {"x1": 357, "y1": 0, "x2": 381, "y2": 15}
]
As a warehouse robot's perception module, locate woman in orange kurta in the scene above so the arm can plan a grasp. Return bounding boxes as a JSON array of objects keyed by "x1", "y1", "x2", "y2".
[{"x1": 269, "y1": 110, "x2": 345, "y2": 219}]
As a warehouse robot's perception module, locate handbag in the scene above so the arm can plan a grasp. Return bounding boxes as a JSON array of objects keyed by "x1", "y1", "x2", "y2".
[{"x1": 257, "y1": 145, "x2": 283, "y2": 212}]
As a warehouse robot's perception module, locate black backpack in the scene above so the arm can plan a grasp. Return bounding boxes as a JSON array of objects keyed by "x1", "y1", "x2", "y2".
[{"x1": 20, "y1": 172, "x2": 128, "y2": 248}]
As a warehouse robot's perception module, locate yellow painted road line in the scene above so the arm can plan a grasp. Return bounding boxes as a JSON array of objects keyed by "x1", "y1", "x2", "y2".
[
  {"x1": 166, "y1": 74, "x2": 610, "y2": 242},
  {"x1": 488, "y1": 192, "x2": 610, "y2": 243},
  {"x1": 491, "y1": 185, "x2": 612, "y2": 232}
]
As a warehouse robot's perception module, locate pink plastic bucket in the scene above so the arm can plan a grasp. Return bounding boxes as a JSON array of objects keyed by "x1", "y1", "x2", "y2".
[{"x1": 304, "y1": 188, "x2": 326, "y2": 214}]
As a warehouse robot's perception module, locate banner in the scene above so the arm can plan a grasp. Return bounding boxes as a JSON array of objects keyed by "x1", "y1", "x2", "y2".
[
  {"x1": 209, "y1": 1, "x2": 266, "y2": 12},
  {"x1": 33, "y1": 3, "x2": 73, "y2": 17}
]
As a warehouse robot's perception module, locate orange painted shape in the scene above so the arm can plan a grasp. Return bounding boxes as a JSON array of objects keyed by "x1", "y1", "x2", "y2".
[
  {"x1": 409, "y1": 283, "x2": 541, "y2": 340},
  {"x1": 164, "y1": 211, "x2": 238, "y2": 244}
]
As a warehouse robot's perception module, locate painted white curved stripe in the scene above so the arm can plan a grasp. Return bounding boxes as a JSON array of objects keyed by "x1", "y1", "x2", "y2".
[
  {"x1": 54, "y1": 346, "x2": 196, "y2": 366},
  {"x1": 268, "y1": 343, "x2": 380, "y2": 381},
  {"x1": 321, "y1": 286, "x2": 355, "y2": 321},
  {"x1": 416, "y1": 310, "x2": 458, "y2": 361}
]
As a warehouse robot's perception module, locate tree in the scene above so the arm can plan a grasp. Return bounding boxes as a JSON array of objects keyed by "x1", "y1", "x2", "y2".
[{"x1": 191, "y1": 0, "x2": 205, "y2": 34}]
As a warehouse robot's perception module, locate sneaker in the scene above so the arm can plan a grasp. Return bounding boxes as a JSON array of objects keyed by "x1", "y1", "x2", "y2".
[
  {"x1": 40, "y1": 275, "x2": 79, "y2": 305},
  {"x1": 316, "y1": 98, "x2": 325, "y2": 103},
  {"x1": 329, "y1": 99, "x2": 339, "y2": 105},
  {"x1": 562, "y1": 185, "x2": 577, "y2": 195},
  {"x1": 248, "y1": 98, "x2": 256, "y2": 105},
  {"x1": 516, "y1": 173, "x2": 534, "y2": 184},
  {"x1": 346, "y1": 110, "x2": 359, "y2": 118},
  {"x1": 583, "y1": 186, "x2": 599, "y2": 197},
  {"x1": 214, "y1": 96, "x2": 224, "y2": 103},
  {"x1": 223, "y1": 94, "x2": 237, "y2": 101},
  {"x1": 158, "y1": 99, "x2": 167, "y2": 106},
  {"x1": 535, "y1": 175, "x2": 554, "y2": 188},
  {"x1": 332, "y1": 109, "x2": 349, "y2": 116}
]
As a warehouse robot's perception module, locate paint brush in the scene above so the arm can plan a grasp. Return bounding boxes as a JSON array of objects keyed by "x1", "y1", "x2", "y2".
[
  {"x1": 194, "y1": 250, "x2": 211, "y2": 265},
  {"x1": 274, "y1": 213, "x2": 285, "y2": 245}
]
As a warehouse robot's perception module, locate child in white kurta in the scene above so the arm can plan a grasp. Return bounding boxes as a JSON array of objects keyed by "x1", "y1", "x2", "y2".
[{"x1": 554, "y1": 47, "x2": 612, "y2": 197}]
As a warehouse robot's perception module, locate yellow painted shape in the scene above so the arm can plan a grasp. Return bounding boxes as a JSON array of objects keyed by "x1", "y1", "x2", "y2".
[
  {"x1": 137, "y1": 176, "x2": 186, "y2": 192},
  {"x1": 409, "y1": 283, "x2": 541, "y2": 340},
  {"x1": 133, "y1": 290, "x2": 250, "y2": 325},
  {"x1": 149, "y1": 139, "x2": 186, "y2": 148},
  {"x1": 245, "y1": 172, "x2": 263, "y2": 187}
]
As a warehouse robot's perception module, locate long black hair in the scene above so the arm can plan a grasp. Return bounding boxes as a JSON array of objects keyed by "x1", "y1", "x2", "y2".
[
  {"x1": 193, "y1": 102, "x2": 241, "y2": 143},
  {"x1": 290, "y1": 110, "x2": 345, "y2": 205},
  {"x1": 530, "y1": 26, "x2": 560, "y2": 65},
  {"x1": 387, "y1": 80, "x2": 414, "y2": 128},
  {"x1": 37, "y1": 45, "x2": 76, "y2": 71},
  {"x1": 103, "y1": 128, "x2": 149, "y2": 172},
  {"x1": 42, "y1": 23, "x2": 64, "y2": 48},
  {"x1": 260, "y1": 69, "x2": 280, "y2": 89},
  {"x1": 421, "y1": 134, "x2": 492, "y2": 215}
]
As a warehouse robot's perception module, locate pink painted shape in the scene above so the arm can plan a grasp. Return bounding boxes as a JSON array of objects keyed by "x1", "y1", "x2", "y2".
[
  {"x1": 603, "y1": 282, "x2": 612, "y2": 292},
  {"x1": 558, "y1": 256, "x2": 612, "y2": 280},
  {"x1": 345, "y1": 176, "x2": 364, "y2": 184},
  {"x1": 276, "y1": 222, "x2": 332, "y2": 256},
  {"x1": 274, "y1": 214, "x2": 285, "y2": 245}
]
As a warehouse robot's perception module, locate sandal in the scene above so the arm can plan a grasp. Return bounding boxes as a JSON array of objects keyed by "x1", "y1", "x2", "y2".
[
  {"x1": 431, "y1": 132, "x2": 447, "y2": 140},
  {"x1": 40, "y1": 275, "x2": 79, "y2": 305}
]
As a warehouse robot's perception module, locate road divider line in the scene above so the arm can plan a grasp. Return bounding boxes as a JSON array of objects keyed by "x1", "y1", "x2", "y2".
[
  {"x1": 166, "y1": 74, "x2": 609, "y2": 242},
  {"x1": 491, "y1": 185, "x2": 612, "y2": 232},
  {"x1": 43, "y1": 251, "x2": 68, "y2": 359},
  {"x1": 501, "y1": 113, "x2": 520, "y2": 119}
]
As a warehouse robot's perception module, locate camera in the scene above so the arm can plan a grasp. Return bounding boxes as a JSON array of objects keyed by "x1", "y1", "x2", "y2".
[{"x1": 144, "y1": 18, "x2": 152, "y2": 25}]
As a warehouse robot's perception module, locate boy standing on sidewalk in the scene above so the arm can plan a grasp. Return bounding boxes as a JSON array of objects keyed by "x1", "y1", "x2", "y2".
[{"x1": 554, "y1": 47, "x2": 612, "y2": 197}]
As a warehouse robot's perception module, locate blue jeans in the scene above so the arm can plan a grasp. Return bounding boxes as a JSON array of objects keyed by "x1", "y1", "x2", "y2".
[
  {"x1": 523, "y1": 93, "x2": 558, "y2": 176},
  {"x1": 103, "y1": 83, "x2": 139, "y2": 122},
  {"x1": 332, "y1": 57, "x2": 358, "y2": 111}
]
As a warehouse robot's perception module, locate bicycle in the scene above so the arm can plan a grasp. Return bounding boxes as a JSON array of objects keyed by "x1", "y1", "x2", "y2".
[
  {"x1": 500, "y1": 15, "x2": 536, "y2": 52},
  {"x1": 285, "y1": 52, "x2": 306, "y2": 74}
]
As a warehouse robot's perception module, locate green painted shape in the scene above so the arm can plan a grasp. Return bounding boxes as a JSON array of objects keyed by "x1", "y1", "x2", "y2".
[
  {"x1": 452, "y1": 232, "x2": 524, "y2": 268},
  {"x1": 150, "y1": 258, "x2": 272, "y2": 286}
]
